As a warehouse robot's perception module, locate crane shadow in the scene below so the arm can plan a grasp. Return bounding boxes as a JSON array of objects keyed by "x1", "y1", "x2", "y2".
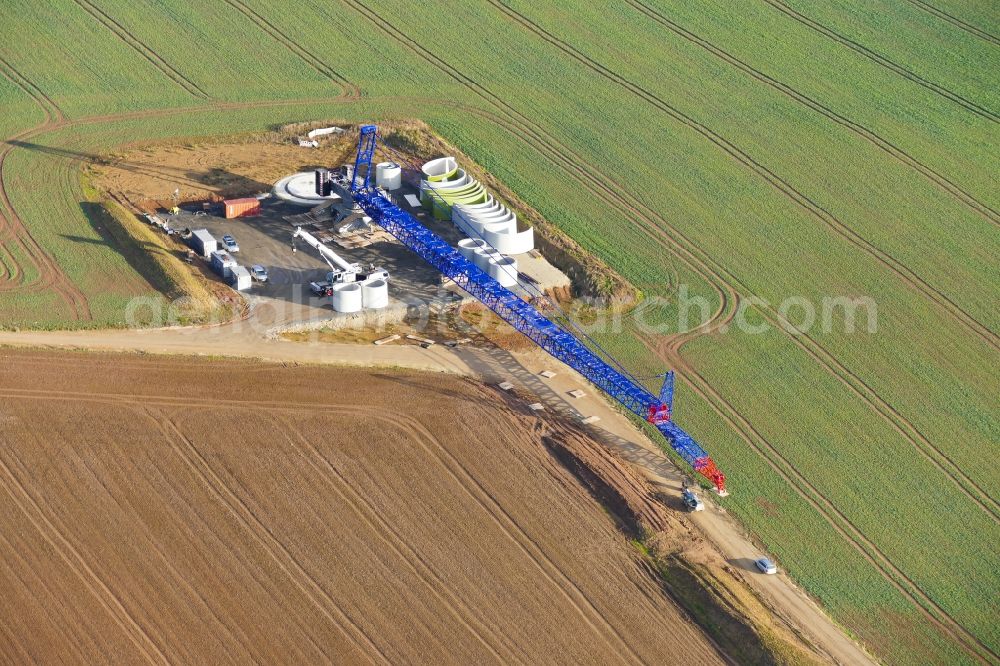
[{"x1": 372, "y1": 342, "x2": 689, "y2": 495}]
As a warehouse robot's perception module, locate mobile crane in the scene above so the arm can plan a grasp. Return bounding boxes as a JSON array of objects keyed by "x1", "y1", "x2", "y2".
[
  {"x1": 348, "y1": 125, "x2": 726, "y2": 493},
  {"x1": 292, "y1": 226, "x2": 389, "y2": 296}
]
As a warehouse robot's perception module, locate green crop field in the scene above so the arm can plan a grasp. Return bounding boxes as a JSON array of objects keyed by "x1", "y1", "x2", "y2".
[{"x1": 1, "y1": 1, "x2": 997, "y2": 662}]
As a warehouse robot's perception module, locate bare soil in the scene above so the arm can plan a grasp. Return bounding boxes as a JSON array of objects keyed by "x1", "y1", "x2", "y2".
[
  {"x1": 88, "y1": 131, "x2": 358, "y2": 208},
  {"x1": 0, "y1": 348, "x2": 727, "y2": 665},
  {"x1": 282, "y1": 302, "x2": 541, "y2": 353}
]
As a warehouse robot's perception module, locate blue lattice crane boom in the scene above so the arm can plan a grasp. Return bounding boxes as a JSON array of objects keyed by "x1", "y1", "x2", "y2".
[{"x1": 349, "y1": 125, "x2": 726, "y2": 493}]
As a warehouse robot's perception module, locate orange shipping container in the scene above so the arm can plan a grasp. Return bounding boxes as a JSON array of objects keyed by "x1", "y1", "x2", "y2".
[{"x1": 224, "y1": 197, "x2": 260, "y2": 219}]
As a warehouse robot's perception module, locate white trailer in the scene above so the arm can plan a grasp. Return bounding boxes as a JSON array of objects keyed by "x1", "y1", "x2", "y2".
[
  {"x1": 190, "y1": 229, "x2": 217, "y2": 258},
  {"x1": 230, "y1": 265, "x2": 251, "y2": 291}
]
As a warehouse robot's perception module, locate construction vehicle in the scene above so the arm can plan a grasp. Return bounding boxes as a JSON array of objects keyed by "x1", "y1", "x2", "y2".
[
  {"x1": 292, "y1": 226, "x2": 389, "y2": 285},
  {"x1": 346, "y1": 124, "x2": 727, "y2": 494},
  {"x1": 682, "y1": 489, "x2": 705, "y2": 512}
]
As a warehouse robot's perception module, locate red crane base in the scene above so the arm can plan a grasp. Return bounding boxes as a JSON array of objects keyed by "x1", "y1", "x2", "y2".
[{"x1": 694, "y1": 457, "x2": 727, "y2": 495}]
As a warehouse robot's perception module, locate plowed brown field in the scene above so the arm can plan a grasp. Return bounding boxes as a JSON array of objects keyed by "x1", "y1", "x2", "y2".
[{"x1": 0, "y1": 349, "x2": 723, "y2": 665}]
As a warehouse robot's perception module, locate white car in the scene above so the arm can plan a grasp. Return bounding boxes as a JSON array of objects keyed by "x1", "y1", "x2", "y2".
[
  {"x1": 755, "y1": 558, "x2": 778, "y2": 575},
  {"x1": 681, "y1": 489, "x2": 704, "y2": 512}
]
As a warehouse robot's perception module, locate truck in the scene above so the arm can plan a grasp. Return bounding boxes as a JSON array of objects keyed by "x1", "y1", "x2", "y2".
[
  {"x1": 292, "y1": 227, "x2": 389, "y2": 286},
  {"x1": 310, "y1": 280, "x2": 333, "y2": 296}
]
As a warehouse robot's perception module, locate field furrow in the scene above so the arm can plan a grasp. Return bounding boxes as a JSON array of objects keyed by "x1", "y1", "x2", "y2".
[
  {"x1": 153, "y1": 413, "x2": 390, "y2": 664},
  {"x1": 642, "y1": 333, "x2": 997, "y2": 663},
  {"x1": 278, "y1": 416, "x2": 525, "y2": 665},
  {"x1": 488, "y1": 0, "x2": 999, "y2": 353},
  {"x1": 0, "y1": 351, "x2": 726, "y2": 664},
  {"x1": 220, "y1": 0, "x2": 360, "y2": 98},
  {"x1": 904, "y1": 0, "x2": 1000, "y2": 45},
  {"x1": 0, "y1": 446, "x2": 169, "y2": 664},
  {"x1": 761, "y1": 0, "x2": 998, "y2": 122},
  {"x1": 623, "y1": 0, "x2": 1000, "y2": 228},
  {"x1": 71, "y1": 0, "x2": 208, "y2": 100}
]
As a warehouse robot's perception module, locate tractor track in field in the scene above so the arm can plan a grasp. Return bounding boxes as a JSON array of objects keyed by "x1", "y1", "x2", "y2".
[
  {"x1": 277, "y1": 417, "x2": 528, "y2": 665},
  {"x1": 220, "y1": 0, "x2": 360, "y2": 99},
  {"x1": 624, "y1": 0, "x2": 1000, "y2": 229},
  {"x1": 151, "y1": 410, "x2": 391, "y2": 664},
  {"x1": 60, "y1": 434, "x2": 256, "y2": 665},
  {"x1": 343, "y1": 0, "x2": 1000, "y2": 525},
  {"x1": 2, "y1": 383, "x2": 641, "y2": 663},
  {"x1": 0, "y1": 437, "x2": 170, "y2": 664},
  {"x1": 645, "y1": 289, "x2": 999, "y2": 664},
  {"x1": 638, "y1": 332, "x2": 998, "y2": 664},
  {"x1": 340, "y1": 5, "x2": 998, "y2": 658},
  {"x1": 487, "y1": 0, "x2": 1000, "y2": 353},
  {"x1": 0, "y1": 526, "x2": 94, "y2": 664},
  {"x1": 71, "y1": 0, "x2": 209, "y2": 100},
  {"x1": 761, "y1": 0, "x2": 999, "y2": 123},
  {"x1": 904, "y1": 0, "x2": 1000, "y2": 46},
  {"x1": 402, "y1": 413, "x2": 646, "y2": 666},
  {"x1": 0, "y1": 244, "x2": 21, "y2": 285},
  {"x1": 0, "y1": 59, "x2": 91, "y2": 320}
]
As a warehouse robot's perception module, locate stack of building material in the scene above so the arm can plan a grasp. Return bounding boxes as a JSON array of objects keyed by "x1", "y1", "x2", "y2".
[{"x1": 419, "y1": 156, "x2": 535, "y2": 256}]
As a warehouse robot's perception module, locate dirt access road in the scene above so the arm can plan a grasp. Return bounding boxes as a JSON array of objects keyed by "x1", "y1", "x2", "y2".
[{"x1": 0, "y1": 321, "x2": 875, "y2": 666}]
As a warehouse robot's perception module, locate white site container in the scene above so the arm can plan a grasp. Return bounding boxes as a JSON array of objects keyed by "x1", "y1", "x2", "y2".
[
  {"x1": 331, "y1": 282, "x2": 362, "y2": 313},
  {"x1": 362, "y1": 279, "x2": 389, "y2": 309},
  {"x1": 190, "y1": 229, "x2": 217, "y2": 258},
  {"x1": 230, "y1": 265, "x2": 251, "y2": 291},
  {"x1": 210, "y1": 250, "x2": 237, "y2": 279}
]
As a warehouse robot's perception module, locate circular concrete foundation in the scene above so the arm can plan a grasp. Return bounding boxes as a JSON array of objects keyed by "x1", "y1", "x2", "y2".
[{"x1": 274, "y1": 172, "x2": 343, "y2": 206}]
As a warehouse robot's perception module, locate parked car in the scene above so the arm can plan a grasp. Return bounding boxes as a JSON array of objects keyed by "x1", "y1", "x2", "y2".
[
  {"x1": 681, "y1": 489, "x2": 704, "y2": 512},
  {"x1": 755, "y1": 558, "x2": 778, "y2": 575},
  {"x1": 250, "y1": 264, "x2": 268, "y2": 282},
  {"x1": 222, "y1": 234, "x2": 239, "y2": 252}
]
